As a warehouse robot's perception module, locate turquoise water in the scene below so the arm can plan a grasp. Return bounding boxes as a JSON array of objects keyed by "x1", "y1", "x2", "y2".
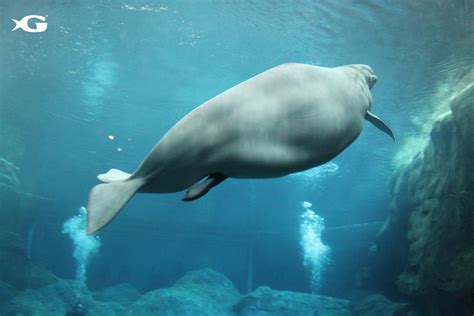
[{"x1": 0, "y1": 1, "x2": 472, "y2": 314}]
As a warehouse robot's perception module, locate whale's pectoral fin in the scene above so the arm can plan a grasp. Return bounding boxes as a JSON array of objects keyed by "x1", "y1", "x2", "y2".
[
  {"x1": 365, "y1": 111, "x2": 395, "y2": 140},
  {"x1": 86, "y1": 177, "x2": 145, "y2": 235},
  {"x1": 182, "y1": 173, "x2": 227, "y2": 202},
  {"x1": 97, "y1": 168, "x2": 132, "y2": 183}
]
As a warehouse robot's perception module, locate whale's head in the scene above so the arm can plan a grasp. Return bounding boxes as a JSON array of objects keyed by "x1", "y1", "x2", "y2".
[{"x1": 348, "y1": 64, "x2": 378, "y2": 89}]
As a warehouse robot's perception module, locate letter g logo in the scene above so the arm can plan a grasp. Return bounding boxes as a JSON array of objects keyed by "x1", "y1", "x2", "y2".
[{"x1": 11, "y1": 15, "x2": 48, "y2": 33}]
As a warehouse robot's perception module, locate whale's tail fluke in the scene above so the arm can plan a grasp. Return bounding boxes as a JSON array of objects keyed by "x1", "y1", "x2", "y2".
[
  {"x1": 86, "y1": 169, "x2": 144, "y2": 235},
  {"x1": 97, "y1": 168, "x2": 132, "y2": 183}
]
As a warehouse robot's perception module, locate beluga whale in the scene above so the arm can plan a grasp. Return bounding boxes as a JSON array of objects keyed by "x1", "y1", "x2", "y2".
[{"x1": 87, "y1": 63, "x2": 394, "y2": 234}]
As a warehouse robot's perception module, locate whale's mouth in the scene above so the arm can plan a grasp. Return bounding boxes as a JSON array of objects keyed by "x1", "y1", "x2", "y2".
[{"x1": 367, "y1": 74, "x2": 378, "y2": 88}]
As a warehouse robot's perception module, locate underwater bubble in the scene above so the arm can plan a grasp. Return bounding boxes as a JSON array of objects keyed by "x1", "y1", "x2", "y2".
[
  {"x1": 288, "y1": 162, "x2": 339, "y2": 188},
  {"x1": 299, "y1": 201, "x2": 331, "y2": 293},
  {"x1": 108, "y1": 135, "x2": 115, "y2": 140},
  {"x1": 62, "y1": 207, "x2": 101, "y2": 285}
]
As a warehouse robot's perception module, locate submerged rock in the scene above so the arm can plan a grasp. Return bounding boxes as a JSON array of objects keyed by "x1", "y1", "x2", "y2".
[
  {"x1": 1, "y1": 268, "x2": 423, "y2": 315},
  {"x1": 234, "y1": 286, "x2": 351, "y2": 316},
  {"x1": 0, "y1": 160, "x2": 57, "y2": 295},
  {"x1": 126, "y1": 268, "x2": 241, "y2": 315},
  {"x1": 350, "y1": 294, "x2": 410, "y2": 316},
  {"x1": 2, "y1": 269, "x2": 240, "y2": 315},
  {"x1": 1, "y1": 279, "x2": 125, "y2": 316},
  {"x1": 377, "y1": 84, "x2": 474, "y2": 313},
  {"x1": 93, "y1": 283, "x2": 141, "y2": 305},
  {"x1": 0, "y1": 231, "x2": 57, "y2": 292}
]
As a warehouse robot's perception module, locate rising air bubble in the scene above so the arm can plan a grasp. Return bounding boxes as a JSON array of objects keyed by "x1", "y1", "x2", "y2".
[
  {"x1": 62, "y1": 207, "x2": 101, "y2": 285},
  {"x1": 299, "y1": 201, "x2": 331, "y2": 293},
  {"x1": 288, "y1": 162, "x2": 339, "y2": 188}
]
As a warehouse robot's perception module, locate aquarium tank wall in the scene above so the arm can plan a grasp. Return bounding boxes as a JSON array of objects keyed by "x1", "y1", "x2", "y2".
[{"x1": 0, "y1": 1, "x2": 472, "y2": 315}]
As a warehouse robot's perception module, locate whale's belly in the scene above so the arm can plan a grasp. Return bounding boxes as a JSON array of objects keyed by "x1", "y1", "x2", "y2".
[{"x1": 211, "y1": 107, "x2": 364, "y2": 178}]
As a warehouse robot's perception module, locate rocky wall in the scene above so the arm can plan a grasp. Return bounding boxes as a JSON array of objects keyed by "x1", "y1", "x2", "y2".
[{"x1": 376, "y1": 84, "x2": 473, "y2": 314}]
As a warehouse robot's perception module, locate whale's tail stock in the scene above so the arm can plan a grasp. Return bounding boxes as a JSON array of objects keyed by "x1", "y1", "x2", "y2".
[{"x1": 86, "y1": 169, "x2": 144, "y2": 235}]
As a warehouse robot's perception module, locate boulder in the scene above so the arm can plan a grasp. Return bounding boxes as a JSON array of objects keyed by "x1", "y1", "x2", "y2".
[
  {"x1": 0, "y1": 231, "x2": 57, "y2": 291},
  {"x1": 350, "y1": 294, "x2": 410, "y2": 316},
  {"x1": 125, "y1": 268, "x2": 241, "y2": 315},
  {"x1": 1, "y1": 279, "x2": 125, "y2": 316},
  {"x1": 1, "y1": 267, "x2": 426, "y2": 315},
  {"x1": 93, "y1": 283, "x2": 141, "y2": 305},
  {"x1": 234, "y1": 286, "x2": 351, "y2": 316},
  {"x1": 2, "y1": 269, "x2": 240, "y2": 315}
]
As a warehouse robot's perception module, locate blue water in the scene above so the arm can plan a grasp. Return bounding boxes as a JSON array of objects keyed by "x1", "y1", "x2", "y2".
[{"x1": 1, "y1": 0, "x2": 472, "y2": 301}]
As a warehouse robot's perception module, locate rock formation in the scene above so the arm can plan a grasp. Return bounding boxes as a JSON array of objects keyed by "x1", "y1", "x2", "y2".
[
  {"x1": 234, "y1": 285, "x2": 351, "y2": 315},
  {"x1": 0, "y1": 158, "x2": 58, "y2": 299},
  {"x1": 376, "y1": 83, "x2": 473, "y2": 314},
  {"x1": 1, "y1": 268, "x2": 411, "y2": 315}
]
